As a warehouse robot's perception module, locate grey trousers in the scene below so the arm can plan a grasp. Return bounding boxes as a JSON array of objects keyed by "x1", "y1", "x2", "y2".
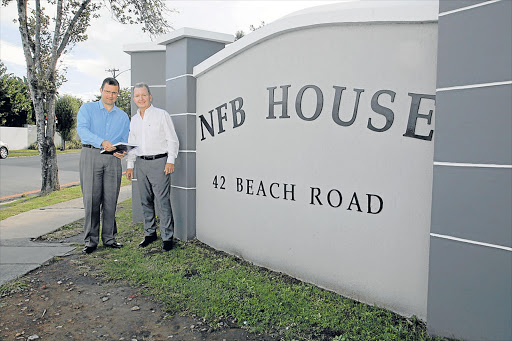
[
  {"x1": 135, "y1": 157, "x2": 174, "y2": 241},
  {"x1": 79, "y1": 147, "x2": 122, "y2": 247}
]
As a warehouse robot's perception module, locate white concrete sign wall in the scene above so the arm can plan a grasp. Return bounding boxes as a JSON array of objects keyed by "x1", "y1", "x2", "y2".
[{"x1": 195, "y1": 2, "x2": 438, "y2": 319}]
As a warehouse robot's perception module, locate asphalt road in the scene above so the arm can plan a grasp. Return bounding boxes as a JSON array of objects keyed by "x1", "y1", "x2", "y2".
[{"x1": 0, "y1": 152, "x2": 127, "y2": 199}]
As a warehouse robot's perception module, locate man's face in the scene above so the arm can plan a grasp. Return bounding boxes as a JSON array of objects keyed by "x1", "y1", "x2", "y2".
[
  {"x1": 133, "y1": 87, "x2": 152, "y2": 111},
  {"x1": 100, "y1": 84, "x2": 119, "y2": 107}
]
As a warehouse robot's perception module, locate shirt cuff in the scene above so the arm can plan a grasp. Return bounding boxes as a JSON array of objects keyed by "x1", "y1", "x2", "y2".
[
  {"x1": 127, "y1": 161, "x2": 135, "y2": 169},
  {"x1": 166, "y1": 156, "x2": 175, "y2": 164}
]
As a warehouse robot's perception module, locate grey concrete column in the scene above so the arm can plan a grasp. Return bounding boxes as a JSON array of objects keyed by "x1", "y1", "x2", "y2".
[
  {"x1": 427, "y1": 1, "x2": 512, "y2": 340},
  {"x1": 124, "y1": 43, "x2": 167, "y2": 223},
  {"x1": 157, "y1": 28, "x2": 234, "y2": 241}
]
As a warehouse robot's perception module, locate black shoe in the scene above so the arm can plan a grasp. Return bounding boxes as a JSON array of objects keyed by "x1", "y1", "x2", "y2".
[
  {"x1": 139, "y1": 233, "x2": 157, "y2": 248},
  {"x1": 162, "y1": 239, "x2": 173, "y2": 251},
  {"x1": 105, "y1": 241, "x2": 123, "y2": 249},
  {"x1": 82, "y1": 245, "x2": 97, "y2": 254}
]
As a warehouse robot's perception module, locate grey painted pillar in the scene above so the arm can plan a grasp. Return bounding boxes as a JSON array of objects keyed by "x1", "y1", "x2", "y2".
[
  {"x1": 427, "y1": 1, "x2": 512, "y2": 340},
  {"x1": 157, "y1": 28, "x2": 234, "y2": 241},
  {"x1": 124, "y1": 43, "x2": 167, "y2": 223}
]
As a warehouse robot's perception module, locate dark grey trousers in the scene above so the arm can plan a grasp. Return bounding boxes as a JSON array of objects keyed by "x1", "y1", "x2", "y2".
[
  {"x1": 79, "y1": 147, "x2": 122, "y2": 247},
  {"x1": 135, "y1": 157, "x2": 174, "y2": 241}
]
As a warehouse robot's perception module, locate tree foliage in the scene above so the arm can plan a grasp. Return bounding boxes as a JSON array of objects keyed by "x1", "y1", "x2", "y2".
[
  {"x1": 2, "y1": 0, "x2": 173, "y2": 194},
  {"x1": 115, "y1": 87, "x2": 132, "y2": 117},
  {"x1": 55, "y1": 94, "x2": 82, "y2": 149},
  {"x1": 0, "y1": 60, "x2": 34, "y2": 127}
]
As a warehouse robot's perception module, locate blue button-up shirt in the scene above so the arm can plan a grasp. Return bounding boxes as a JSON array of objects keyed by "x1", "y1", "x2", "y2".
[{"x1": 76, "y1": 101, "x2": 130, "y2": 148}]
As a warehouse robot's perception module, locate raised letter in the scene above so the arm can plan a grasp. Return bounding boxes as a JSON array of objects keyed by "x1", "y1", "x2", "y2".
[
  {"x1": 310, "y1": 187, "x2": 322, "y2": 205},
  {"x1": 256, "y1": 182, "x2": 267, "y2": 196},
  {"x1": 246, "y1": 179, "x2": 254, "y2": 195},
  {"x1": 403, "y1": 93, "x2": 435, "y2": 141},
  {"x1": 327, "y1": 189, "x2": 343, "y2": 208},
  {"x1": 283, "y1": 184, "x2": 296, "y2": 201},
  {"x1": 368, "y1": 90, "x2": 396, "y2": 132},
  {"x1": 199, "y1": 110, "x2": 215, "y2": 141},
  {"x1": 367, "y1": 194, "x2": 383, "y2": 214},
  {"x1": 216, "y1": 103, "x2": 228, "y2": 134},
  {"x1": 267, "y1": 85, "x2": 291, "y2": 119},
  {"x1": 236, "y1": 178, "x2": 243, "y2": 192},
  {"x1": 332, "y1": 87, "x2": 365, "y2": 126},
  {"x1": 347, "y1": 192, "x2": 362, "y2": 212},
  {"x1": 230, "y1": 97, "x2": 246, "y2": 128},
  {"x1": 296, "y1": 85, "x2": 323, "y2": 121},
  {"x1": 270, "y1": 183, "x2": 280, "y2": 199}
]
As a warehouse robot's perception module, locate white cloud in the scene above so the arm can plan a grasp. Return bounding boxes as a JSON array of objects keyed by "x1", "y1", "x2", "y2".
[{"x1": 0, "y1": 40, "x2": 25, "y2": 66}]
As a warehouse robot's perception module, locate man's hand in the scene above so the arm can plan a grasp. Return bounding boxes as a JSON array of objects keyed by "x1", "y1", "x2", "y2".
[
  {"x1": 126, "y1": 168, "x2": 134, "y2": 181},
  {"x1": 101, "y1": 140, "x2": 115, "y2": 151},
  {"x1": 164, "y1": 163, "x2": 175, "y2": 175},
  {"x1": 113, "y1": 151, "x2": 126, "y2": 159}
]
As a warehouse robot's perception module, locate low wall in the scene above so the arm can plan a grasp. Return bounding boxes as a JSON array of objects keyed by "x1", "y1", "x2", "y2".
[{"x1": 0, "y1": 125, "x2": 62, "y2": 150}]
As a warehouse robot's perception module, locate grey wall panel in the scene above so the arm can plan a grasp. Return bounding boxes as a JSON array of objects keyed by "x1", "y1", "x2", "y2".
[
  {"x1": 431, "y1": 166, "x2": 512, "y2": 247},
  {"x1": 434, "y1": 84, "x2": 512, "y2": 164},
  {"x1": 436, "y1": 0, "x2": 512, "y2": 88},
  {"x1": 427, "y1": 237, "x2": 512, "y2": 341},
  {"x1": 166, "y1": 77, "x2": 197, "y2": 114},
  {"x1": 149, "y1": 87, "x2": 166, "y2": 113},
  {"x1": 131, "y1": 180, "x2": 143, "y2": 223},
  {"x1": 130, "y1": 52, "x2": 166, "y2": 86},
  {"x1": 171, "y1": 152, "x2": 196, "y2": 188},
  {"x1": 170, "y1": 188, "x2": 196, "y2": 240},
  {"x1": 165, "y1": 38, "x2": 226, "y2": 78},
  {"x1": 171, "y1": 114, "x2": 196, "y2": 151},
  {"x1": 439, "y1": 0, "x2": 489, "y2": 13},
  {"x1": 186, "y1": 38, "x2": 228, "y2": 74},
  {"x1": 166, "y1": 39, "x2": 188, "y2": 79}
]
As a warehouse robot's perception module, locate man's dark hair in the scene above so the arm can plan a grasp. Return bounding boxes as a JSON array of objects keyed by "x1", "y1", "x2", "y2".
[{"x1": 101, "y1": 77, "x2": 120, "y2": 89}]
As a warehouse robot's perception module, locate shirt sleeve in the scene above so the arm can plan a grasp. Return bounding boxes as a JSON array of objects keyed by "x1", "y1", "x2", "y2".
[
  {"x1": 126, "y1": 118, "x2": 137, "y2": 169},
  {"x1": 162, "y1": 110, "x2": 180, "y2": 164},
  {"x1": 76, "y1": 104, "x2": 104, "y2": 147}
]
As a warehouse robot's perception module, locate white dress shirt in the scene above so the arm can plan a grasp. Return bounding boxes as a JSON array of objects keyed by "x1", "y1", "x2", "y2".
[{"x1": 126, "y1": 105, "x2": 179, "y2": 169}]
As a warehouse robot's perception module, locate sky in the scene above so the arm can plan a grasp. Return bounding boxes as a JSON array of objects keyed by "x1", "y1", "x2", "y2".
[{"x1": 0, "y1": 1, "x2": 342, "y2": 101}]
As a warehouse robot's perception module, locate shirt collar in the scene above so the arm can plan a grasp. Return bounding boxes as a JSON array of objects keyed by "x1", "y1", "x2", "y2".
[
  {"x1": 98, "y1": 100, "x2": 118, "y2": 113},
  {"x1": 137, "y1": 104, "x2": 153, "y2": 116}
]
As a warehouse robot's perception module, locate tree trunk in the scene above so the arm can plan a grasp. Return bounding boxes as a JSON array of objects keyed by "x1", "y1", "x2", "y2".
[{"x1": 33, "y1": 90, "x2": 60, "y2": 195}]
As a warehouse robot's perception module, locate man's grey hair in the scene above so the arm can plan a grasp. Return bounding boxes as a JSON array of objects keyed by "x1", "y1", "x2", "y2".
[{"x1": 133, "y1": 82, "x2": 152, "y2": 96}]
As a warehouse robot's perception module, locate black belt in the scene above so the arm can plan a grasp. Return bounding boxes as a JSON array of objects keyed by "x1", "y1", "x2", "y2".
[
  {"x1": 82, "y1": 144, "x2": 100, "y2": 149},
  {"x1": 138, "y1": 153, "x2": 167, "y2": 160}
]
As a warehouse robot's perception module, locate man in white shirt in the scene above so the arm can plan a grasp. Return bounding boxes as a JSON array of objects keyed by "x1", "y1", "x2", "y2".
[{"x1": 126, "y1": 83, "x2": 179, "y2": 251}]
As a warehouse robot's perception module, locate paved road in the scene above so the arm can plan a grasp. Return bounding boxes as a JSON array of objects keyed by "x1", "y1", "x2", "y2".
[{"x1": 0, "y1": 152, "x2": 127, "y2": 198}]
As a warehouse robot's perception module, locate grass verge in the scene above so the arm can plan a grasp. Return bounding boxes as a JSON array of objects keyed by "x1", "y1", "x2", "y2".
[
  {"x1": 73, "y1": 200, "x2": 452, "y2": 341},
  {"x1": 8, "y1": 149, "x2": 81, "y2": 157},
  {"x1": 0, "y1": 177, "x2": 130, "y2": 221}
]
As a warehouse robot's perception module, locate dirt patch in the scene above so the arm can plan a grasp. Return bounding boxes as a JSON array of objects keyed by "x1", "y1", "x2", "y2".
[{"x1": 0, "y1": 254, "x2": 278, "y2": 341}]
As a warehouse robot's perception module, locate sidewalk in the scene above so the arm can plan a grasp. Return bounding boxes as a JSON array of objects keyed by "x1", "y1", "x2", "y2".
[{"x1": 0, "y1": 186, "x2": 132, "y2": 286}]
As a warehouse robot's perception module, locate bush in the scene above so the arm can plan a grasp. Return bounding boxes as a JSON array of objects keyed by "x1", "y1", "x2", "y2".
[
  {"x1": 66, "y1": 139, "x2": 82, "y2": 149},
  {"x1": 27, "y1": 142, "x2": 38, "y2": 150}
]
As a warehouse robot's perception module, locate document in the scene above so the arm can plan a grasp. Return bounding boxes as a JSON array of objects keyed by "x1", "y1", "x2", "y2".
[{"x1": 100, "y1": 142, "x2": 138, "y2": 154}]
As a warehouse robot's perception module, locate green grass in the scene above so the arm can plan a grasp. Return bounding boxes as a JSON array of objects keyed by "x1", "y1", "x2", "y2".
[
  {"x1": 78, "y1": 200, "x2": 452, "y2": 341},
  {"x1": 0, "y1": 278, "x2": 28, "y2": 297},
  {"x1": 1, "y1": 188, "x2": 453, "y2": 340},
  {"x1": 8, "y1": 148, "x2": 81, "y2": 157},
  {"x1": 0, "y1": 177, "x2": 131, "y2": 221}
]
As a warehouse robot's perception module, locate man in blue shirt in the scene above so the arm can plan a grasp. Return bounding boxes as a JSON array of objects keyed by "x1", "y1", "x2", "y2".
[{"x1": 77, "y1": 77, "x2": 130, "y2": 254}]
